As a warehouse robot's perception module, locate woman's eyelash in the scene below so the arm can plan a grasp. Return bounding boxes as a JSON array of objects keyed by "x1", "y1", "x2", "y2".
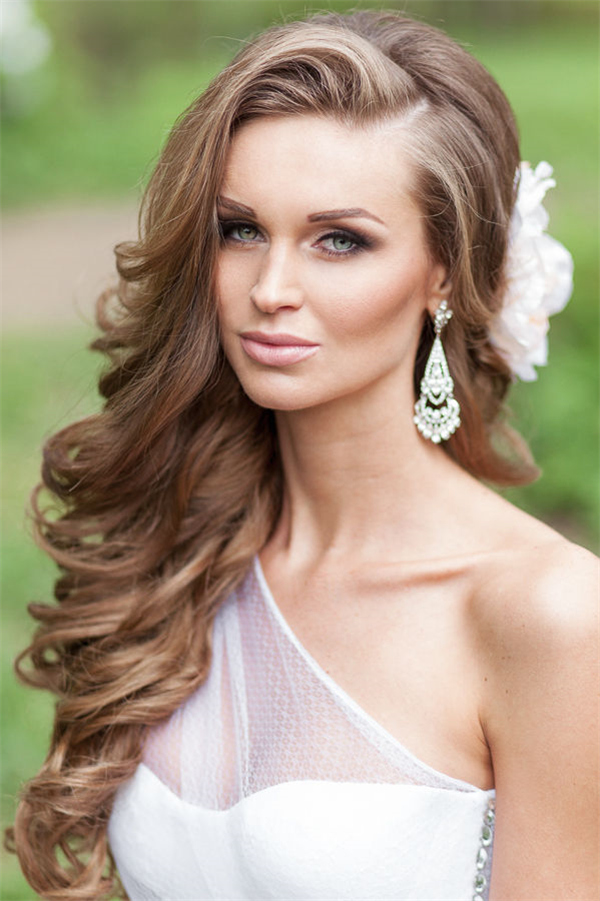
[
  {"x1": 218, "y1": 219, "x2": 261, "y2": 242},
  {"x1": 318, "y1": 229, "x2": 372, "y2": 257}
]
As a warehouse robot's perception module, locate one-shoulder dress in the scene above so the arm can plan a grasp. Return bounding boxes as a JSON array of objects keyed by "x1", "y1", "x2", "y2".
[{"x1": 108, "y1": 557, "x2": 495, "y2": 900}]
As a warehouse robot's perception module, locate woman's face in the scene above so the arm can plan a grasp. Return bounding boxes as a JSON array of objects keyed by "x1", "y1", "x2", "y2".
[{"x1": 215, "y1": 114, "x2": 447, "y2": 412}]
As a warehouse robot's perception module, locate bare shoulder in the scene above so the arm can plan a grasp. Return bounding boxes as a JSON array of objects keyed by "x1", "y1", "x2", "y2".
[
  {"x1": 470, "y1": 529, "x2": 599, "y2": 662},
  {"x1": 446, "y1": 470, "x2": 598, "y2": 637},
  {"x1": 468, "y1": 529, "x2": 599, "y2": 895},
  {"x1": 469, "y1": 522, "x2": 599, "y2": 770}
]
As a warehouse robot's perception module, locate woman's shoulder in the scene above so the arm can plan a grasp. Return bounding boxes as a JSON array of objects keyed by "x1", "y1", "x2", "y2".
[
  {"x1": 460, "y1": 514, "x2": 599, "y2": 896},
  {"x1": 465, "y1": 510, "x2": 598, "y2": 724},
  {"x1": 470, "y1": 526, "x2": 598, "y2": 885},
  {"x1": 469, "y1": 508, "x2": 598, "y2": 662}
]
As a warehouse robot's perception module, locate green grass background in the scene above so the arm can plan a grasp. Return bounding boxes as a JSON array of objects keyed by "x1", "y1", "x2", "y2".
[{"x1": 2, "y1": 2, "x2": 598, "y2": 897}]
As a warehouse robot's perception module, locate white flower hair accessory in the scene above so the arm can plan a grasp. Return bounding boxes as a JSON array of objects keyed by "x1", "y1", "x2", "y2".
[{"x1": 488, "y1": 161, "x2": 574, "y2": 381}]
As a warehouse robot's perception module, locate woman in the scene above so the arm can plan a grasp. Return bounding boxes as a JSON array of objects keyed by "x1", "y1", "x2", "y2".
[{"x1": 9, "y1": 10, "x2": 598, "y2": 901}]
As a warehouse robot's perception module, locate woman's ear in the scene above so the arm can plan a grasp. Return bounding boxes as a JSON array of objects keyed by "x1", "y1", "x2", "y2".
[{"x1": 425, "y1": 264, "x2": 452, "y2": 318}]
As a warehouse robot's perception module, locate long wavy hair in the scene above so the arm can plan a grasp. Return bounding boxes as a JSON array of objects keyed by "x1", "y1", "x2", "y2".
[{"x1": 8, "y1": 10, "x2": 538, "y2": 899}]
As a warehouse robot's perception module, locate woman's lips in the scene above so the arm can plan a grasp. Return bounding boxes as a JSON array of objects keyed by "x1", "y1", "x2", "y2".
[{"x1": 240, "y1": 332, "x2": 320, "y2": 367}]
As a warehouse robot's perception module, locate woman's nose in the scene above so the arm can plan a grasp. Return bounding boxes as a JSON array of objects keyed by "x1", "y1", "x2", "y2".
[{"x1": 249, "y1": 244, "x2": 303, "y2": 313}]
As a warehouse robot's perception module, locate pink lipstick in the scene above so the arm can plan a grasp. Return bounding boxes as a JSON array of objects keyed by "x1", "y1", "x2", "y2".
[{"x1": 240, "y1": 332, "x2": 320, "y2": 367}]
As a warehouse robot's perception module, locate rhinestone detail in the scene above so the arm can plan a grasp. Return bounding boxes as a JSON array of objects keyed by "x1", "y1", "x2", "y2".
[{"x1": 473, "y1": 797, "x2": 495, "y2": 897}]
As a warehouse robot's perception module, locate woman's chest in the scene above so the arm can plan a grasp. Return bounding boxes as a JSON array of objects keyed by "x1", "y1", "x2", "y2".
[
  {"x1": 114, "y1": 567, "x2": 497, "y2": 901},
  {"x1": 261, "y1": 563, "x2": 492, "y2": 789}
]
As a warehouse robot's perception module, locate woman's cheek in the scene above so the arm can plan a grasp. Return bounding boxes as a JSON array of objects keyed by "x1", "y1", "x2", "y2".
[
  {"x1": 216, "y1": 273, "x2": 245, "y2": 329},
  {"x1": 320, "y1": 275, "x2": 419, "y2": 340}
]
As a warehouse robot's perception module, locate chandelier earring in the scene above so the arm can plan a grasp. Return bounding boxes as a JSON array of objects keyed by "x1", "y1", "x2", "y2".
[{"x1": 413, "y1": 300, "x2": 461, "y2": 444}]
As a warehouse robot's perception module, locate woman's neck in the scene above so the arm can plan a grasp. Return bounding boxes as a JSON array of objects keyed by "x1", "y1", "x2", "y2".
[{"x1": 271, "y1": 386, "x2": 469, "y2": 568}]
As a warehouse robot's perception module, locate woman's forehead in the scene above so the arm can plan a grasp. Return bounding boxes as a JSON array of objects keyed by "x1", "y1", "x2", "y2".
[{"x1": 220, "y1": 115, "x2": 420, "y2": 222}]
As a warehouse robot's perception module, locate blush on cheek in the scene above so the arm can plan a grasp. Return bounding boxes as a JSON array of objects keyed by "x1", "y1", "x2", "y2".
[{"x1": 326, "y1": 281, "x2": 422, "y2": 340}]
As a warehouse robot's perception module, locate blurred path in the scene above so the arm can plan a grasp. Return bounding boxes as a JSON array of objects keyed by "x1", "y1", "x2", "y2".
[{"x1": 1, "y1": 202, "x2": 139, "y2": 330}]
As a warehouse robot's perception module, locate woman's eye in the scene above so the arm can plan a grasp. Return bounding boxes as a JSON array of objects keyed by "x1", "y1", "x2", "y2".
[
  {"x1": 234, "y1": 224, "x2": 259, "y2": 241},
  {"x1": 319, "y1": 230, "x2": 368, "y2": 257},
  {"x1": 219, "y1": 221, "x2": 370, "y2": 256},
  {"x1": 328, "y1": 234, "x2": 355, "y2": 252},
  {"x1": 219, "y1": 221, "x2": 261, "y2": 243}
]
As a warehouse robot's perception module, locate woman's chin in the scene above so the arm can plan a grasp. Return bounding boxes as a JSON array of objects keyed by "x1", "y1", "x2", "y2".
[
  {"x1": 239, "y1": 381, "x2": 330, "y2": 413},
  {"x1": 244, "y1": 392, "x2": 318, "y2": 413}
]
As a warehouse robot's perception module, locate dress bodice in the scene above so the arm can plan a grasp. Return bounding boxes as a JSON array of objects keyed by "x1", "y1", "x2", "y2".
[{"x1": 108, "y1": 558, "x2": 495, "y2": 900}]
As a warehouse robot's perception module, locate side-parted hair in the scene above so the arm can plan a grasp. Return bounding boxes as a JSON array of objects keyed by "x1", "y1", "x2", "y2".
[{"x1": 8, "y1": 11, "x2": 537, "y2": 899}]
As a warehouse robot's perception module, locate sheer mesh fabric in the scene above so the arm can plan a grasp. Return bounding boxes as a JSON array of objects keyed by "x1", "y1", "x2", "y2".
[{"x1": 143, "y1": 558, "x2": 481, "y2": 810}]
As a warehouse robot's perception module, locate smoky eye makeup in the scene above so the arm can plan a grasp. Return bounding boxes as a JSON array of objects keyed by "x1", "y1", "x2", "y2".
[
  {"x1": 217, "y1": 214, "x2": 376, "y2": 258},
  {"x1": 316, "y1": 227, "x2": 375, "y2": 257},
  {"x1": 217, "y1": 218, "x2": 263, "y2": 243}
]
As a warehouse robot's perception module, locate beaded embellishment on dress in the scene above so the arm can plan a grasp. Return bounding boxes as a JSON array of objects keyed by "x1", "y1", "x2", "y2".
[{"x1": 473, "y1": 797, "x2": 495, "y2": 899}]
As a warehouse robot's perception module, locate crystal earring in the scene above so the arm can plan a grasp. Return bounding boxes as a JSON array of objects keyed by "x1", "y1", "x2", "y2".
[{"x1": 413, "y1": 300, "x2": 461, "y2": 444}]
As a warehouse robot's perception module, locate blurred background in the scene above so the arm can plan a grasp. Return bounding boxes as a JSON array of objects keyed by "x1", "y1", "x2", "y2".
[{"x1": 1, "y1": 1, "x2": 598, "y2": 897}]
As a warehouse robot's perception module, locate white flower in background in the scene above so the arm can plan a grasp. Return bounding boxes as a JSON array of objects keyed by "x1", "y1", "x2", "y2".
[
  {"x1": 489, "y1": 161, "x2": 574, "y2": 381},
  {"x1": 0, "y1": 0, "x2": 51, "y2": 77}
]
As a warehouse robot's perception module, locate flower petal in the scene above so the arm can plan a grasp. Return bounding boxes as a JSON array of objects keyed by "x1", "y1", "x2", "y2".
[{"x1": 489, "y1": 161, "x2": 573, "y2": 380}]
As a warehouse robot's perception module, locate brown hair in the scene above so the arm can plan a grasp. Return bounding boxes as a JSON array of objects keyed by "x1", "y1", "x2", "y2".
[{"x1": 8, "y1": 10, "x2": 537, "y2": 899}]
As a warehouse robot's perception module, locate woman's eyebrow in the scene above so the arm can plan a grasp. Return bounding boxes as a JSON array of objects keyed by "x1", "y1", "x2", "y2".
[
  {"x1": 217, "y1": 196, "x2": 256, "y2": 216},
  {"x1": 308, "y1": 208, "x2": 385, "y2": 225},
  {"x1": 218, "y1": 196, "x2": 385, "y2": 226}
]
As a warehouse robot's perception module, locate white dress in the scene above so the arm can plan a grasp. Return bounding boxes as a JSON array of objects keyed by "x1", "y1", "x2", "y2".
[{"x1": 109, "y1": 558, "x2": 495, "y2": 901}]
